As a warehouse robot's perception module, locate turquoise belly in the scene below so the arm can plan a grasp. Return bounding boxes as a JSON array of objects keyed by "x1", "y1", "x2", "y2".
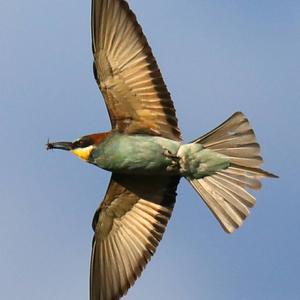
[{"x1": 90, "y1": 133, "x2": 180, "y2": 175}]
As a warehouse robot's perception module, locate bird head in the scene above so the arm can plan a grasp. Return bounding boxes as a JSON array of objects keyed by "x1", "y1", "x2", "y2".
[{"x1": 47, "y1": 132, "x2": 109, "y2": 162}]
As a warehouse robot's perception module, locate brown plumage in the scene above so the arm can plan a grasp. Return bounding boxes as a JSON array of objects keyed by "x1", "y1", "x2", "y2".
[
  {"x1": 89, "y1": 2, "x2": 277, "y2": 299},
  {"x1": 92, "y1": 0, "x2": 181, "y2": 140},
  {"x1": 48, "y1": 1, "x2": 277, "y2": 299},
  {"x1": 90, "y1": 3, "x2": 182, "y2": 296},
  {"x1": 90, "y1": 174, "x2": 179, "y2": 300},
  {"x1": 189, "y1": 112, "x2": 277, "y2": 233}
]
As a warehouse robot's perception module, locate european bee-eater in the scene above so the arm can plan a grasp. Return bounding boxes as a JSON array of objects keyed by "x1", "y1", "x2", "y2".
[{"x1": 47, "y1": 0, "x2": 277, "y2": 299}]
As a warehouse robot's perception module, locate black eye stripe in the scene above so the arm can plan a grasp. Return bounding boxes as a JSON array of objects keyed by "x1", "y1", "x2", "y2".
[{"x1": 73, "y1": 138, "x2": 91, "y2": 148}]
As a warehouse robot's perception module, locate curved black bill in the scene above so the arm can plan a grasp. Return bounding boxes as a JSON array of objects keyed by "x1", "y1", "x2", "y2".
[{"x1": 47, "y1": 141, "x2": 73, "y2": 151}]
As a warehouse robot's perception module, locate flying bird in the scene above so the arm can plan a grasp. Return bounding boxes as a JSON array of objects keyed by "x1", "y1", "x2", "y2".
[{"x1": 47, "y1": 0, "x2": 277, "y2": 299}]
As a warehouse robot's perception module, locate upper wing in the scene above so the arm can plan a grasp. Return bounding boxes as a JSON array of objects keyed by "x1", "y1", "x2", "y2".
[
  {"x1": 90, "y1": 174, "x2": 180, "y2": 300},
  {"x1": 91, "y1": 0, "x2": 181, "y2": 140}
]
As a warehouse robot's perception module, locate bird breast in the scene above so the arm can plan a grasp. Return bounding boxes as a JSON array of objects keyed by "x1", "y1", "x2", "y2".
[{"x1": 90, "y1": 133, "x2": 181, "y2": 175}]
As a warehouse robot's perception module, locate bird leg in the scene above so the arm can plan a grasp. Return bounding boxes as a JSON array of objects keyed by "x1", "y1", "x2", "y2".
[{"x1": 163, "y1": 149, "x2": 180, "y2": 172}]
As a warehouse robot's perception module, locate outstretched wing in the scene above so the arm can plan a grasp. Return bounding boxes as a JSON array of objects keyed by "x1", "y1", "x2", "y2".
[
  {"x1": 90, "y1": 174, "x2": 180, "y2": 300},
  {"x1": 91, "y1": 0, "x2": 181, "y2": 140}
]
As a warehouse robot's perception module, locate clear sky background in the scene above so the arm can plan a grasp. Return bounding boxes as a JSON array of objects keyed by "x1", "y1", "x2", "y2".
[{"x1": 1, "y1": 1, "x2": 299, "y2": 299}]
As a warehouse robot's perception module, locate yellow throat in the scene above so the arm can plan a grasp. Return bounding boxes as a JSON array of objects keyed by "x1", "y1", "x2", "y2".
[{"x1": 71, "y1": 145, "x2": 94, "y2": 161}]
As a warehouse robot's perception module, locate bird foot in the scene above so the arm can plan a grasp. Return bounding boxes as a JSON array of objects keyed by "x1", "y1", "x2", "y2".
[{"x1": 163, "y1": 149, "x2": 180, "y2": 172}]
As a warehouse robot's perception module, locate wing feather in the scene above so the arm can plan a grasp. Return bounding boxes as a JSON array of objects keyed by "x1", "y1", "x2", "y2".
[
  {"x1": 90, "y1": 174, "x2": 180, "y2": 300},
  {"x1": 92, "y1": 0, "x2": 181, "y2": 140}
]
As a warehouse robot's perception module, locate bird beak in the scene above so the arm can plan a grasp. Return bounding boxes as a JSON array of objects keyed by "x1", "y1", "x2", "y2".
[{"x1": 47, "y1": 141, "x2": 73, "y2": 151}]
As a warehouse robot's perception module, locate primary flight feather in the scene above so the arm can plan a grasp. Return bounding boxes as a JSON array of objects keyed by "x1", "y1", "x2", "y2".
[
  {"x1": 91, "y1": 0, "x2": 181, "y2": 140},
  {"x1": 47, "y1": 1, "x2": 277, "y2": 299}
]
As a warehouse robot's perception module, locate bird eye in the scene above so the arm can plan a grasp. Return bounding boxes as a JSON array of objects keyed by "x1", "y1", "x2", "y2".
[
  {"x1": 73, "y1": 138, "x2": 90, "y2": 148},
  {"x1": 73, "y1": 140, "x2": 83, "y2": 148}
]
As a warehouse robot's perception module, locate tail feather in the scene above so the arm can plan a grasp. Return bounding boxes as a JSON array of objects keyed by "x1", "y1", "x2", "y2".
[
  {"x1": 192, "y1": 112, "x2": 255, "y2": 145},
  {"x1": 212, "y1": 143, "x2": 260, "y2": 157},
  {"x1": 189, "y1": 112, "x2": 277, "y2": 233},
  {"x1": 191, "y1": 179, "x2": 244, "y2": 232},
  {"x1": 201, "y1": 131, "x2": 256, "y2": 149},
  {"x1": 216, "y1": 170, "x2": 262, "y2": 190}
]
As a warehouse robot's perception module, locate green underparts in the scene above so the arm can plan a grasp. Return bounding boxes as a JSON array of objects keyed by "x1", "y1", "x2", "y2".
[
  {"x1": 177, "y1": 144, "x2": 230, "y2": 179},
  {"x1": 89, "y1": 133, "x2": 230, "y2": 179},
  {"x1": 89, "y1": 133, "x2": 180, "y2": 174}
]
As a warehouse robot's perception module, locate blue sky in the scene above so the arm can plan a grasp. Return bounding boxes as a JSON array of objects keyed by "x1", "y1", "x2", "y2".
[{"x1": 1, "y1": 0, "x2": 299, "y2": 299}]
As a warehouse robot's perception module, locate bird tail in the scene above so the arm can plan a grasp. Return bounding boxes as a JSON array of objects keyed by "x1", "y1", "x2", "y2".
[{"x1": 187, "y1": 112, "x2": 277, "y2": 233}]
